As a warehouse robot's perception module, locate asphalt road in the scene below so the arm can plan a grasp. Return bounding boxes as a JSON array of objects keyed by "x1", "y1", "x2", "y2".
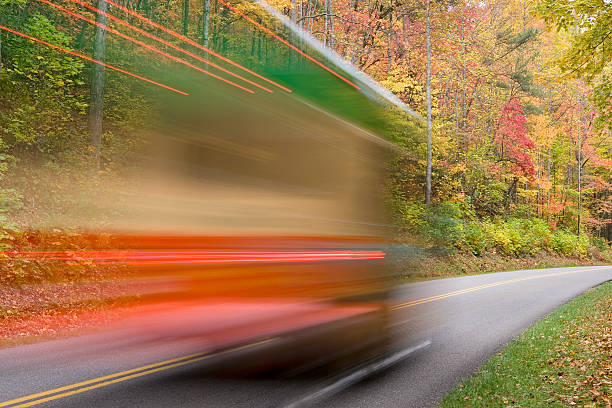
[{"x1": 1, "y1": 265, "x2": 610, "y2": 408}]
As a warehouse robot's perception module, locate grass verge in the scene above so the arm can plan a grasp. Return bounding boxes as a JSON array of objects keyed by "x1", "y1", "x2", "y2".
[{"x1": 437, "y1": 281, "x2": 611, "y2": 407}]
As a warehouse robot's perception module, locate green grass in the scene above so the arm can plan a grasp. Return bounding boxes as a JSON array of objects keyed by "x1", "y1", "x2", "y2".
[{"x1": 437, "y1": 281, "x2": 612, "y2": 407}]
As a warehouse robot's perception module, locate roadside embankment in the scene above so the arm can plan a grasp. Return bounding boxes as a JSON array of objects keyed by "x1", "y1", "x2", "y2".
[{"x1": 397, "y1": 249, "x2": 609, "y2": 281}]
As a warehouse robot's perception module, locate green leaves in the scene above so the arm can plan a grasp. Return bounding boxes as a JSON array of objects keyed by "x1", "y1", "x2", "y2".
[
  {"x1": 591, "y1": 73, "x2": 612, "y2": 133},
  {"x1": 391, "y1": 194, "x2": 597, "y2": 257},
  {"x1": 9, "y1": 14, "x2": 84, "y2": 88},
  {"x1": 0, "y1": 12, "x2": 88, "y2": 161},
  {"x1": 535, "y1": 0, "x2": 612, "y2": 81},
  {"x1": 551, "y1": 230, "x2": 591, "y2": 257}
]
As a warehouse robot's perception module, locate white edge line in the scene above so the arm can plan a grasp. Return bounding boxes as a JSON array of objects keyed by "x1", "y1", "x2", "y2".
[{"x1": 283, "y1": 340, "x2": 432, "y2": 408}]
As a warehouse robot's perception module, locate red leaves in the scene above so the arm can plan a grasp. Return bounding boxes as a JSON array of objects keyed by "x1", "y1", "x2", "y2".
[{"x1": 495, "y1": 97, "x2": 535, "y2": 177}]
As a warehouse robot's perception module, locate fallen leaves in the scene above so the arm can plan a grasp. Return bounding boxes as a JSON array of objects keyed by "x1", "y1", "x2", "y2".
[
  {"x1": 0, "y1": 279, "x2": 145, "y2": 346},
  {"x1": 438, "y1": 282, "x2": 612, "y2": 407}
]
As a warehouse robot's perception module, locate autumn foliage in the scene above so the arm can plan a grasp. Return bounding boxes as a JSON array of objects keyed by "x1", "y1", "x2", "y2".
[
  {"x1": 274, "y1": 0, "x2": 611, "y2": 243},
  {"x1": 0, "y1": 0, "x2": 609, "y2": 253},
  {"x1": 495, "y1": 98, "x2": 534, "y2": 177}
]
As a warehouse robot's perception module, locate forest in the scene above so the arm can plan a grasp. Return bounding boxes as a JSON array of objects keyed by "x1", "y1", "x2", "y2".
[{"x1": 0, "y1": 0, "x2": 610, "y2": 267}]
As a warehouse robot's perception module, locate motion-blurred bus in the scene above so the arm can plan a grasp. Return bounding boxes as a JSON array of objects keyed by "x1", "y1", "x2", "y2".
[{"x1": 1, "y1": 0, "x2": 422, "y2": 372}]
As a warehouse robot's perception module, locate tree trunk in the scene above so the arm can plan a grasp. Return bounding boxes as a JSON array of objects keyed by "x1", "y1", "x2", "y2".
[
  {"x1": 425, "y1": 0, "x2": 432, "y2": 205},
  {"x1": 202, "y1": 0, "x2": 210, "y2": 47},
  {"x1": 454, "y1": 90, "x2": 460, "y2": 162},
  {"x1": 88, "y1": 0, "x2": 108, "y2": 171},
  {"x1": 387, "y1": 10, "x2": 392, "y2": 73},
  {"x1": 290, "y1": 0, "x2": 297, "y2": 67},
  {"x1": 76, "y1": 19, "x2": 88, "y2": 49},
  {"x1": 547, "y1": 147, "x2": 551, "y2": 205},
  {"x1": 212, "y1": 0, "x2": 218, "y2": 50},
  {"x1": 290, "y1": 0, "x2": 297, "y2": 23},
  {"x1": 257, "y1": 32, "x2": 262, "y2": 60},
  {"x1": 310, "y1": 2, "x2": 315, "y2": 35},
  {"x1": 142, "y1": 0, "x2": 151, "y2": 18},
  {"x1": 325, "y1": 0, "x2": 334, "y2": 48},
  {"x1": 577, "y1": 92, "x2": 582, "y2": 235},
  {"x1": 250, "y1": 32, "x2": 256, "y2": 56},
  {"x1": 460, "y1": 14, "x2": 466, "y2": 154},
  {"x1": 323, "y1": 0, "x2": 328, "y2": 46},
  {"x1": 183, "y1": 0, "x2": 189, "y2": 36},
  {"x1": 536, "y1": 149, "x2": 540, "y2": 218},
  {"x1": 562, "y1": 137, "x2": 572, "y2": 215}
]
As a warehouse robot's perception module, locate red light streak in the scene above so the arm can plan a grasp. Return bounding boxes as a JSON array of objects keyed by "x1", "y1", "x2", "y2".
[
  {"x1": 103, "y1": 0, "x2": 292, "y2": 94},
  {"x1": 0, "y1": 24, "x2": 188, "y2": 95},
  {"x1": 37, "y1": 0, "x2": 255, "y2": 94},
  {"x1": 66, "y1": 0, "x2": 273, "y2": 94},
  {"x1": 215, "y1": 0, "x2": 361, "y2": 90},
  {"x1": 0, "y1": 250, "x2": 385, "y2": 264}
]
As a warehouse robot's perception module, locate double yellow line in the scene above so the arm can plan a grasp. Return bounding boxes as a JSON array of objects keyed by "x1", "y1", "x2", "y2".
[
  {"x1": 391, "y1": 267, "x2": 605, "y2": 310},
  {"x1": 0, "y1": 338, "x2": 275, "y2": 408},
  {"x1": 1, "y1": 266, "x2": 607, "y2": 407}
]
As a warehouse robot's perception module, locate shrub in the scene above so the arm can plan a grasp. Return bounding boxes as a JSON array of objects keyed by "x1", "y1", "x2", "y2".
[
  {"x1": 461, "y1": 218, "x2": 552, "y2": 256},
  {"x1": 460, "y1": 222, "x2": 488, "y2": 255},
  {"x1": 516, "y1": 218, "x2": 552, "y2": 254},
  {"x1": 551, "y1": 230, "x2": 590, "y2": 258},
  {"x1": 421, "y1": 202, "x2": 464, "y2": 247},
  {"x1": 389, "y1": 196, "x2": 604, "y2": 260},
  {"x1": 483, "y1": 219, "x2": 526, "y2": 255},
  {"x1": 591, "y1": 237, "x2": 609, "y2": 253},
  {"x1": 393, "y1": 200, "x2": 427, "y2": 231}
]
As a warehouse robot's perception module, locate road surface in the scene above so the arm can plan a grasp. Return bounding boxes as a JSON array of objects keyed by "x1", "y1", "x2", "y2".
[{"x1": 0, "y1": 265, "x2": 610, "y2": 408}]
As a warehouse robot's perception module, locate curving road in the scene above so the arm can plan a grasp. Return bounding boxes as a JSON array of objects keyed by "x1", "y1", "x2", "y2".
[{"x1": 0, "y1": 265, "x2": 610, "y2": 408}]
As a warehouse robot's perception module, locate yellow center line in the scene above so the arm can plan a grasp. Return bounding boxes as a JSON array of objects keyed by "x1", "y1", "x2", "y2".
[
  {"x1": 1, "y1": 266, "x2": 608, "y2": 407},
  {"x1": 1, "y1": 338, "x2": 275, "y2": 408},
  {"x1": 0, "y1": 348, "x2": 214, "y2": 407},
  {"x1": 391, "y1": 267, "x2": 607, "y2": 310}
]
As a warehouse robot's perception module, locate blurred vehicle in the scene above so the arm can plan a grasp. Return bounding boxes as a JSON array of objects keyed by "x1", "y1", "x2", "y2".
[{"x1": 1, "y1": 0, "x2": 422, "y2": 373}]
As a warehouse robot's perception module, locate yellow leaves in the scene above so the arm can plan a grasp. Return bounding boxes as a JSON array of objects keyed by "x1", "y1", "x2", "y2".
[
  {"x1": 450, "y1": 163, "x2": 467, "y2": 175},
  {"x1": 380, "y1": 69, "x2": 422, "y2": 95},
  {"x1": 529, "y1": 114, "x2": 556, "y2": 147},
  {"x1": 267, "y1": 0, "x2": 291, "y2": 11},
  {"x1": 234, "y1": 1, "x2": 280, "y2": 28}
]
